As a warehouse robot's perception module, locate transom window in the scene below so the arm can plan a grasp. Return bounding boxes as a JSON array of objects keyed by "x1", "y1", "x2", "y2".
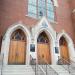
[
  {"x1": 11, "y1": 29, "x2": 26, "y2": 41},
  {"x1": 28, "y1": 0, "x2": 54, "y2": 21},
  {"x1": 37, "y1": 32, "x2": 49, "y2": 43}
]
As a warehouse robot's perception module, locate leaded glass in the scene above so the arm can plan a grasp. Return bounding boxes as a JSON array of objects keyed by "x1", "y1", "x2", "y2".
[{"x1": 28, "y1": 0, "x2": 54, "y2": 21}]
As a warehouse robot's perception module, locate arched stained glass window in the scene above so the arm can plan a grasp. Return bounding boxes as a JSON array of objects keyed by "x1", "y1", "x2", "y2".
[
  {"x1": 11, "y1": 29, "x2": 26, "y2": 41},
  {"x1": 38, "y1": 0, "x2": 46, "y2": 18},
  {"x1": 37, "y1": 32, "x2": 49, "y2": 43},
  {"x1": 28, "y1": 0, "x2": 54, "y2": 21}
]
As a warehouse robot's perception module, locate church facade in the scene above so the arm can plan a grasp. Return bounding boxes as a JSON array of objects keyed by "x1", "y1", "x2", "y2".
[{"x1": 0, "y1": 0, "x2": 75, "y2": 65}]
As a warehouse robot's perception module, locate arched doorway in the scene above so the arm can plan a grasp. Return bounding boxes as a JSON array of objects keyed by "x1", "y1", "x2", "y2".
[
  {"x1": 37, "y1": 31, "x2": 51, "y2": 64},
  {"x1": 59, "y1": 36, "x2": 70, "y2": 64},
  {"x1": 8, "y1": 29, "x2": 27, "y2": 65}
]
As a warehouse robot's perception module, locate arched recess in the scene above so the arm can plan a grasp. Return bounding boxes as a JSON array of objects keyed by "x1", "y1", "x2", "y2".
[
  {"x1": 37, "y1": 31, "x2": 51, "y2": 64},
  {"x1": 1, "y1": 23, "x2": 31, "y2": 65},
  {"x1": 57, "y1": 31, "x2": 75, "y2": 64},
  {"x1": 59, "y1": 36, "x2": 70, "y2": 64},
  {"x1": 34, "y1": 28, "x2": 55, "y2": 65},
  {"x1": 8, "y1": 29, "x2": 27, "y2": 65}
]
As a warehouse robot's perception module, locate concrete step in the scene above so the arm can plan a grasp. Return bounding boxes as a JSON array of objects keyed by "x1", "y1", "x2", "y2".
[
  {"x1": 61, "y1": 65, "x2": 75, "y2": 75},
  {"x1": 50, "y1": 65, "x2": 70, "y2": 75},
  {"x1": 1, "y1": 65, "x2": 35, "y2": 75},
  {"x1": 3, "y1": 65, "x2": 34, "y2": 70},
  {"x1": 0, "y1": 65, "x2": 74, "y2": 75}
]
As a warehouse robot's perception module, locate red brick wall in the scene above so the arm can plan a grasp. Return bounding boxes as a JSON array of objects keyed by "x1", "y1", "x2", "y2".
[
  {"x1": 0, "y1": 0, "x2": 75, "y2": 46},
  {"x1": 0, "y1": 0, "x2": 38, "y2": 50},
  {"x1": 54, "y1": 0, "x2": 75, "y2": 44},
  {"x1": 0, "y1": 0, "x2": 38, "y2": 35},
  {"x1": 70, "y1": 0, "x2": 75, "y2": 44}
]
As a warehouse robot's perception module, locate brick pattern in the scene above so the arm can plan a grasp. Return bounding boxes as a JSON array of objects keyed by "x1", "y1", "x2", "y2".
[
  {"x1": 55, "y1": 0, "x2": 75, "y2": 42},
  {"x1": 0, "y1": 0, "x2": 75, "y2": 47}
]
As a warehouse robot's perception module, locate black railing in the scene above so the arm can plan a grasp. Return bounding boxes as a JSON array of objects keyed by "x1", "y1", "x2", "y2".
[
  {"x1": 30, "y1": 55, "x2": 46, "y2": 75},
  {"x1": 30, "y1": 55, "x2": 58, "y2": 75},
  {"x1": 58, "y1": 57, "x2": 75, "y2": 75},
  {"x1": 42, "y1": 60, "x2": 58, "y2": 75}
]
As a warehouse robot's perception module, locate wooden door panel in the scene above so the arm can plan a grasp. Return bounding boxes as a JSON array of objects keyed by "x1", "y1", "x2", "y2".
[
  {"x1": 60, "y1": 46, "x2": 69, "y2": 59},
  {"x1": 9, "y1": 40, "x2": 26, "y2": 65},
  {"x1": 60, "y1": 45, "x2": 69, "y2": 64},
  {"x1": 46, "y1": 45, "x2": 51, "y2": 64},
  {"x1": 37, "y1": 43, "x2": 51, "y2": 64},
  {"x1": 17, "y1": 41, "x2": 26, "y2": 64},
  {"x1": 9, "y1": 41, "x2": 17, "y2": 64}
]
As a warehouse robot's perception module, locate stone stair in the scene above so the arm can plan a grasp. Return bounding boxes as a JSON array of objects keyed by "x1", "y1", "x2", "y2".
[
  {"x1": 0, "y1": 65, "x2": 74, "y2": 75},
  {"x1": 60, "y1": 65, "x2": 75, "y2": 75},
  {"x1": 1, "y1": 65, "x2": 35, "y2": 75},
  {"x1": 50, "y1": 65, "x2": 71, "y2": 75}
]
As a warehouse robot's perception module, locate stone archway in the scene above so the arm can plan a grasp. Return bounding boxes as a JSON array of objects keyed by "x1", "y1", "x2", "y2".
[
  {"x1": 37, "y1": 31, "x2": 51, "y2": 64},
  {"x1": 1, "y1": 23, "x2": 31, "y2": 65},
  {"x1": 34, "y1": 28, "x2": 55, "y2": 65},
  {"x1": 33, "y1": 17, "x2": 56, "y2": 64},
  {"x1": 57, "y1": 31, "x2": 75, "y2": 64}
]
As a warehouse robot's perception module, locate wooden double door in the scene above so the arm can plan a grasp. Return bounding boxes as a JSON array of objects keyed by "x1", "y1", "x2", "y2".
[
  {"x1": 37, "y1": 43, "x2": 51, "y2": 64},
  {"x1": 8, "y1": 40, "x2": 26, "y2": 65},
  {"x1": 8, "y1": 29, "x2": 26, "y2": 65},
  {"x1": 60, "y1": 45, "x2": 69, "y2": 60}
]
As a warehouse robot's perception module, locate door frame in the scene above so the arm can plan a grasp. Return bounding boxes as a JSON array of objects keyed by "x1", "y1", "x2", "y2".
[
  {"x1": 1, "y1": 23, "x2": 31, "y2": 65},
  {"x1": 37, "y1": 31, "x2": 51, "y2": 64}
]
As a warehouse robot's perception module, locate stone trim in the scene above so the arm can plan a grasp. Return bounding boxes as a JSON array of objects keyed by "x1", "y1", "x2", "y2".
[{"x1": 1, "y1": 23, "x2": 31, "y2": 65}]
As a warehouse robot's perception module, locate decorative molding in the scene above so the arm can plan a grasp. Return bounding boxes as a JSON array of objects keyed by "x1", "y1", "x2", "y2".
[
  {"x1": 57, "y1": 31, "x2": 75, "y2": 62},
  {"x1": 53, "y1": 0, "x2": 58, "y2": 7},
  {"x1": 1, "y1": 23, "x2": 31, "y2": 65}
]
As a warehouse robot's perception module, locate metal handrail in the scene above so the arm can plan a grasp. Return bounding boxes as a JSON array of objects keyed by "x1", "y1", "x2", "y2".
[
  {"x1": 30, "y1": 55, "x2": 46, "y2": 75},
  {"x1": 58, "y1": 57, "x2": 75, "y2": 74},
  {"x1": 58, "y1": 57, "x2": 70, "y2": 65},
  {"x1": 44, "y1": 60, "x2": 58, "y2": 75},
  {"x1": 68, "y1": 59, "x2": 75, "y2": 67},
  {"x1": 38, "y1": 65, "x2": 46, "y2": 75},
  {"x1": 58, "y1": 56, "x2": 75, "y2": 66},
  {"x1": 30, "y1": 55, "x2": 58, "y2": 75}
]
